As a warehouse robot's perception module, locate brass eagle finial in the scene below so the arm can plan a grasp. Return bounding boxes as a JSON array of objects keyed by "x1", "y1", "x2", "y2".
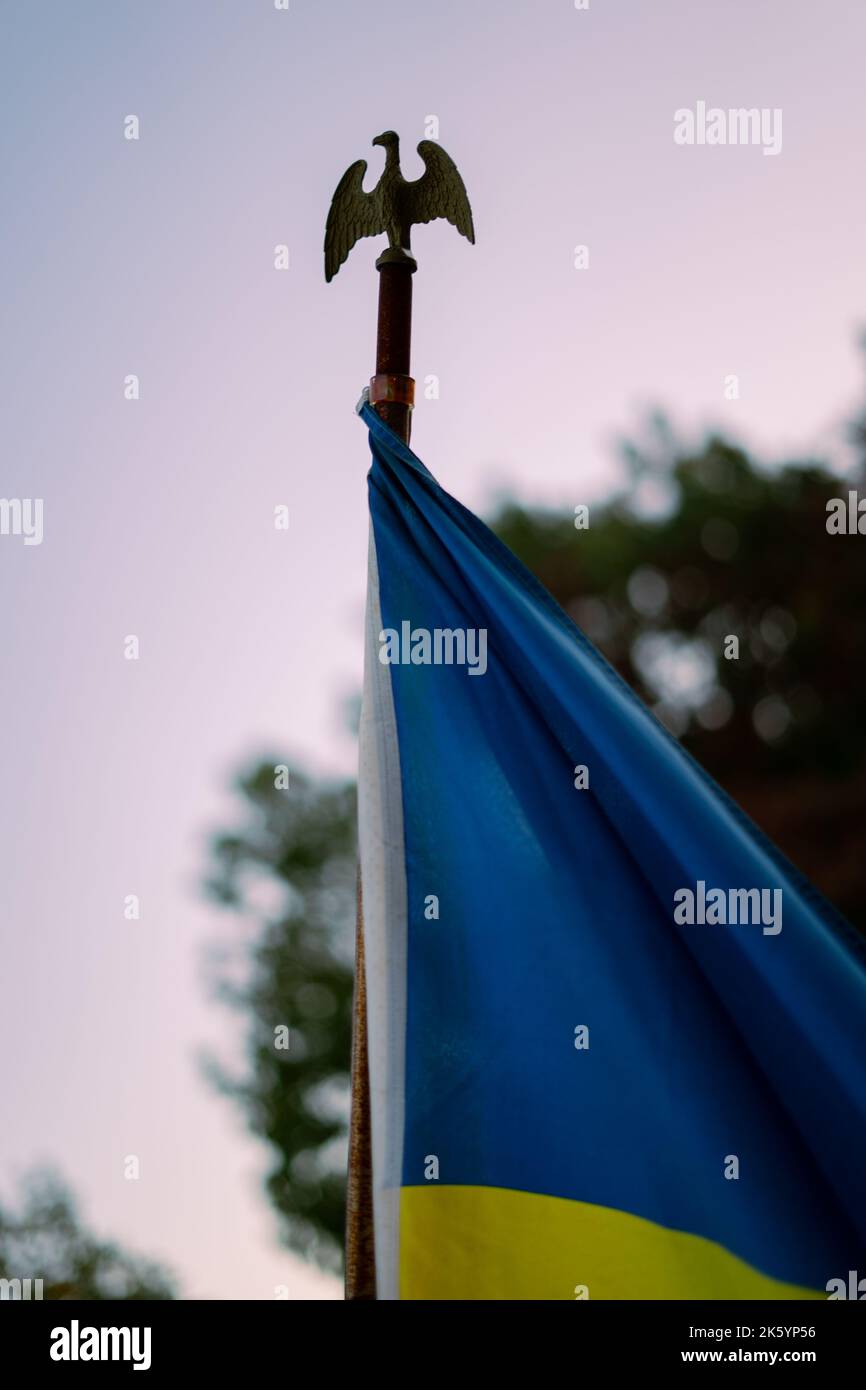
[{"x1": 324, "y1": 131, "x2": 475, "y2": 282}]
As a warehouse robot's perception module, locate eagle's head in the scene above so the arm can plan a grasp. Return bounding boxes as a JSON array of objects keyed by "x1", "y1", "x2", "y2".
[{"x1": 372, "y1": 130, "x2": 399, "y2": 149}]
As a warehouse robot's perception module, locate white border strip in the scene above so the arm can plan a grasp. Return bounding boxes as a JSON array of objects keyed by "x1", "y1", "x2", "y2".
[{"x1": 358, "y1": 524, "x2": 408, "y2": 1301}]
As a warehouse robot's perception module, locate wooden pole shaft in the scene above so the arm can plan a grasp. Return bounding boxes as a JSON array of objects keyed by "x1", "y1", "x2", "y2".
[
  {"x1": 345, "y1": 253, "x2": 416, "y2": 1302},
  {"x1": 372, "y1": 255, "x2": 416, "y2": 444},
  {"x1": 344, "y1": 873, "x2": 376, "y2": 1299}
]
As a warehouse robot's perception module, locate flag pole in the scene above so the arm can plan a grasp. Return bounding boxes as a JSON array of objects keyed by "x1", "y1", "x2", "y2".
[
  {"x1": 344, "y1": 248, "x2": 417, "y2": 1302},
  {"x1": 369, "y1": 247, "x2": 418, "y2": 444}
]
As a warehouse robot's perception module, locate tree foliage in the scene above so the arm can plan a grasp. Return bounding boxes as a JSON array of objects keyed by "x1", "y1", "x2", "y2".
[
  {"x1": 204, "y1": 765, "x2": 356, "y2": 1273},
  {"x1": 0, "y1": 1171, "x2": 176, "y2": 1300},
  {"x1": 493, "y1": 416, "x2": 866, "y2": 928}
]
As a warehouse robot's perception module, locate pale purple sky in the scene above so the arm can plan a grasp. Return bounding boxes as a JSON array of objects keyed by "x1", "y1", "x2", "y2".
[{"x1": 1, "y1": 0, "x2": 864, "y2": 1298}]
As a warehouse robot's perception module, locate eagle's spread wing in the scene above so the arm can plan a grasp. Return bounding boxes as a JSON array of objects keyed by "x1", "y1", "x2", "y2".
[
  {"x1": 324, "y1": 160, "x2": 384, "y2": 282},
  {"x1": 412, "y1": 141, "x2": 475, "y2": 244}
]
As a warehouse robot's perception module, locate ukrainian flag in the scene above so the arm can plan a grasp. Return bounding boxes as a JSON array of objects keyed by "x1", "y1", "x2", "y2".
[{"x1": 357, "y1": 403, "x2": 866, "y2": 1301}]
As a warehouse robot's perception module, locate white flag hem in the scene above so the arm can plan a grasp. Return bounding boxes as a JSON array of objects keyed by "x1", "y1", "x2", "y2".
[{"x1": 358, "y1": 525, "x2": 408, "y2": 1301}]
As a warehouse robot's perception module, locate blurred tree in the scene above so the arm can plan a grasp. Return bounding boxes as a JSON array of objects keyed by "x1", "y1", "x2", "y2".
[
  {"x1": 205, "y1": 365, "x2": 866, "y2": 1268},
  {"x1": 493, "y1": 417, "x2": 866, "y2": 928},
  {"x1": 203, "y1": 764, "x2": 355, "y2": 1274},
  {"x1": 0, "y1": 1171, "x2": 175, "y2": 1299}
]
